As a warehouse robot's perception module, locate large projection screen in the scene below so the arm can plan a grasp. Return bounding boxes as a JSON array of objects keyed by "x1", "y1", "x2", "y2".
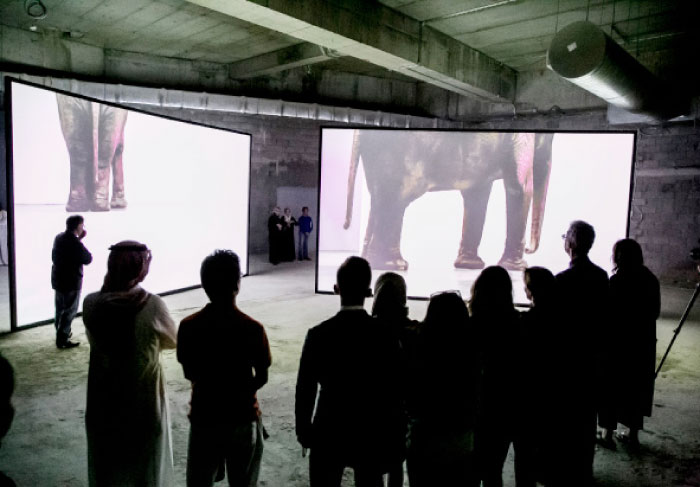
[
  {"x1": 8, "y1": 80, "x2": 251, "y2": 327},
  {"x1": 317, "y1": 128, "x2": 635, "y2": 303}
]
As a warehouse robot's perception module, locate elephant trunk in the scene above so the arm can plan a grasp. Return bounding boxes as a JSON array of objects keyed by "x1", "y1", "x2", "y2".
[
  {"x1": 343, "y1": 129, "x2": 361, "y2": 230},
  {"x1": 526, "y1": 133, "x2": 554, "y2": 254}
]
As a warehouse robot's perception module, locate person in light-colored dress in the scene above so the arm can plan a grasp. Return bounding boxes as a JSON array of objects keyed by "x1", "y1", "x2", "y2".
[{"x1": 82, "y1": 241, "x2": 177, "y2": 487}]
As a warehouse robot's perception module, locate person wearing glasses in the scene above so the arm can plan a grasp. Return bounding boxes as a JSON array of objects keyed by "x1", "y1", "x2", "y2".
[
  {"x1": 51, "y1": 214, "x2": 92, "y2": 349},
  {"x1": 554, "y1": 221, "x2": 609, "y2": 486},
  {"x1": 82, "y1": 241, "x2": 177, "y2": 487}
]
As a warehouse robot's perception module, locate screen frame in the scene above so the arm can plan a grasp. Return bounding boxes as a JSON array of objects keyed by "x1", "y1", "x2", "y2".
[
  {"x1": 314, "y1": 125, "x2": 637, "y2": 304},
  {"x1": 4, "y1": 77, "x2": 253, "y2": 331}
]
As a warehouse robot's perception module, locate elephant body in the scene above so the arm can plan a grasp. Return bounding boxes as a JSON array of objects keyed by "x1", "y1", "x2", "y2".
[
  {"x1": 56, "y1": 95, "x2": 128, "y2": 212},
  {"x1": 343, "y1": 130, "x2": 554, "y2": 271}
]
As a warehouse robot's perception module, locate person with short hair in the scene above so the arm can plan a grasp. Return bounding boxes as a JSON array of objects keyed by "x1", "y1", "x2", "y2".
[
  {"x1": 178, "y1": 250, "x2": 271, "y2": 487},
  {"x1": 295, "y1": 257, "x2": 404, "y2": 487},
  {"x1": 51, "y1": 214, "x2": 92, "y2": 349},
  {"x1": 297, "y1": 207, "x2": 313, "y2": 261},
  {"x1": 553, "y1": 220, "x2": 609, "y2": 486},
  {"x1": 83, "y1": 241, "x2": 177, "y2": 487}
]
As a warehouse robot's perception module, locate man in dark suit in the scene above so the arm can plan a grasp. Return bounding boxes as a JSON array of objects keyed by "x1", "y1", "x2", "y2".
[
  {"x1": 295, "y1": 256, "x2": 404, "y2": 487},
  {"x1": 551, "y1": 220, "x2": 609, "y2": 487},
  {"x1": 51, "y1": 215, "x2": 92, "y2": 349}
]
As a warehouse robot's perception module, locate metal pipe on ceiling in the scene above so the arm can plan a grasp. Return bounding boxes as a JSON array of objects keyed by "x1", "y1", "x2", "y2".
[{"x1": 547, "y1": 20, "x2": 690, "y2": 121}]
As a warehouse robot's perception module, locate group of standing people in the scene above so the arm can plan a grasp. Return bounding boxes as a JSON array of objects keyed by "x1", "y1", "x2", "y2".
[
  {"x1": 268, "y1": 206, "x2": 313, "y2": 264},
  {"x1": 295, "y1": 219, "x2": 660, "y2": 487},
  {"x1": 42, "y1": 214, "x2": 660, "y2": 486},
  {"x1": 50, "y1": 214, "x2": 271, "y2": 487}
]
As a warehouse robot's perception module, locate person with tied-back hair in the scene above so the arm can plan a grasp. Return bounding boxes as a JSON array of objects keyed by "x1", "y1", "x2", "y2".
[
  {"x1": 406, "y1": 291, "x2": 479, "y2": 487},
  {"x1": 82, "y1": 241, "x2": 177, "y2": 487},
  {"x1": 371, "y1": 272, "x2": 415, "y2": 487},
  {"x1": 470, "y1": 266, "x2": 534, "y2": 487},
  {"x1": 178, "y1": 250, "x2": 271, "y2": 487},
  {"x1": 607, "y1": 238, "x2": 660, "y2": 448},
  {"x1": 521, "y1": 266, "x2": 560, "y2": 485}
]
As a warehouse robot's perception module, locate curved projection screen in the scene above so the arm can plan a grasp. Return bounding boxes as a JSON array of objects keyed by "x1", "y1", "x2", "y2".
[
  {"x1": 317, "y1": 128, "x2": 635, "y2": 303},
  {"x1": 9, "y1": 80, "x2": 250, "y2": 327}
]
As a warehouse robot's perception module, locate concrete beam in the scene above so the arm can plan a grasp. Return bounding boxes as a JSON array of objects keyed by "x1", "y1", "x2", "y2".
[
  {"x1": 229, "y1": 42, "x2": 340, "y2": 79},
  {"x1": 187, "y1": 0, "x2": 516, "y2": 102}
]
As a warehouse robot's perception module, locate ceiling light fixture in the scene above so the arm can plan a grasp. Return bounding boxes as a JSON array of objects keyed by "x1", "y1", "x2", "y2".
[{"x1": 24, "y1": 0, "x2": 47, "y2": 20}]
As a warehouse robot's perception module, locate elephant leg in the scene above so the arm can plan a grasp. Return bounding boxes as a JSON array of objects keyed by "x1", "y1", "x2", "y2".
[
  {"x1": 110, "y1": 139, "x2": 127, "y2": 209},
  {"x1": 499, "y1": 187, "x2": 528, "y2": 270},
  {"x1": 499, "y1": 135, "x2": 534, "y2": 271},
  {"x1": 362, "y1": 193, "x2": 410, "y2": 271},
  {"x1": 454, "y1": 183, "x2": 493, "y2": 269},
  {"x1": 56, "y1": 95, "x2": 94, "y2": 212},
  {"x1": 94, "y1": 105, "x2": 128, "y2": 211}
]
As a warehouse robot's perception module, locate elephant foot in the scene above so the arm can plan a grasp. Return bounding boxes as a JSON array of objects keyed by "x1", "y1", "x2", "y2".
[
  {"x1": 66, "y1": 198, "x2": 90, "y2": 212},
  {"x1": 110, "y1": 196, "x2": 127, "y2": 209},
  {"x1": 92, "y1": 199, "x2": 111, "y2": 212},
  {"x1": 454, "y1": 253, "x2": 485, "y2": 270},
  {"x1": 498, "y1": 256, "x2": 528, "y2": 271},
  {"x1": 370, "y1": 258, "x2": 408, "y2": 271},
  {"x1": 363, "y1": 249, "x2": 408, "y2": 271}
]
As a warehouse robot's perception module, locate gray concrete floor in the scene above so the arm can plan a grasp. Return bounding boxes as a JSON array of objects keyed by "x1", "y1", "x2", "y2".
[{"x1": 0, "y1": 256, "x2": 699, "y2": 486}]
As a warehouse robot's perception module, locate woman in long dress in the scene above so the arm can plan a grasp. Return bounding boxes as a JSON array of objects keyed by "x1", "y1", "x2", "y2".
[
  {"x1": 83, "y1": 241, "x2": 177, "y2": 487},
  {"x1": 609, "y1": 238, "x2": 660, "y2": 447}
]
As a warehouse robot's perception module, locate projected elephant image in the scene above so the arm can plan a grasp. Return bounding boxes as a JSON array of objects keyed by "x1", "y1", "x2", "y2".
[
  {"x1": 343, "y1": 131, "x2": 554, "y2": 271},
  {"x1": 56, "y1": 94, "x2": 128, "y2": 212}
]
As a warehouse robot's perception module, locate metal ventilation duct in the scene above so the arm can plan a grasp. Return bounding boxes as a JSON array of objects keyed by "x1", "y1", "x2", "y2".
[{"x1": 547, "y1": 21, "x2": 689, "y2": 121}]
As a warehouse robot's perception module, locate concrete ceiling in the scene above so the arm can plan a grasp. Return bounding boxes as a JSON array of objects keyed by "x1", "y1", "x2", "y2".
[{"x1": 0, "y1": 0, "x2": 697, "y2": 117}]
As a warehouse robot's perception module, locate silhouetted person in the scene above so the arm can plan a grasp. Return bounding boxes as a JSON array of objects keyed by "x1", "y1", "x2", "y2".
[
  {"x1": 83, "y1": 241, "x2": 177, "y2": 487},
  {"x1": 178, "y1": 250, "x2": 271, "y2": 486},
  {"x1": 268, "y1": 207, "x2": 283, "y2": 265},
  {"x1": 51, "y1": 214, "x2": 92, "y2": 349},
  {"x1": 607, "y1": 239, "x2": 660, "y2": 448},
  {"x1": 0, "y1": 354, "x2": 16, "y2": 487},
  {"x1": 295, "y1": 257, "x2": 404, "y2": 487},
  {"x1": 470, "y1": 266, "x2": 534, "y2": 487},
  {"x1": 282, "y1": 207, "x2": 297, "y2": 262},
  {"x1": 554, "y1": 221, "x2": 609, "y2": 486},
  {"x1": 522, "y1": 266, "x2": 560, "y2": 485},
  {"x1": 371, "y1": 272, "x2": 415, "y2": 487},
  {"x1": 406, "y1": 291, "x2": 479, "y2": 487}
]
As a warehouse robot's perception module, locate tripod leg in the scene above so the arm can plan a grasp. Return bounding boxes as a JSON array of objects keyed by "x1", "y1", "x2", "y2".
[{"x1": 655, "y1": 282, "x2": 700, "y2": 378}]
